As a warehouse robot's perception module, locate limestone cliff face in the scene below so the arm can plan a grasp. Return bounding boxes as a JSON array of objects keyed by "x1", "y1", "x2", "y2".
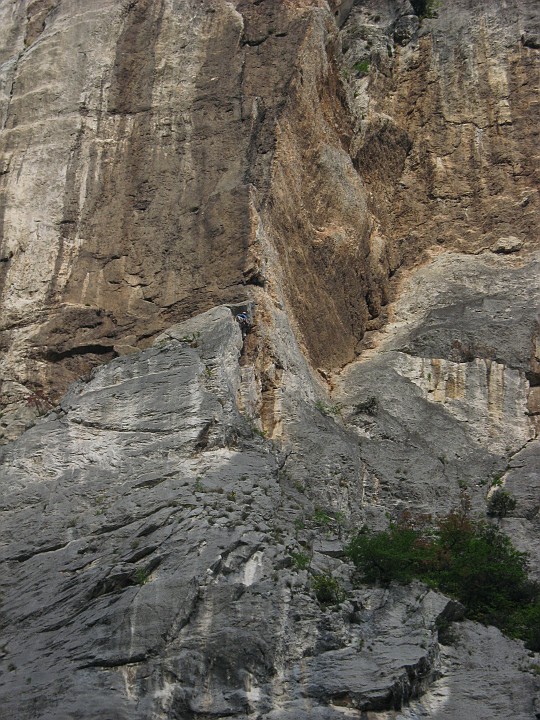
[
  {"x1": 0, "y1": 0, "x2": 382, "y2": 437},
  {"x1": 1, "y1": 0, "x2": 538, "y2": 439},
  {"x1": 346, "y1": 0, "x2": 539, "y2": 257},
  {"x1": 0, "y1": 0, "x2": 539, "y2": 718},
  {"x1": 1, "y1": 0, "x2": 256, "y2": 435},
  {"x1": 1, "y1": 306, "x2": 539, "y2": 720}
]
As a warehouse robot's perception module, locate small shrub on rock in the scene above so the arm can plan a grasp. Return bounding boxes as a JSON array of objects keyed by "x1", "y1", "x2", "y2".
[
  {"x1": 353, "y1": 60, "x2": 370, "y2": 76},
  {"x1": 354, "y1": 396, "x2": 378, "y2": 415},
  {"x1": 411, "y1": 0, "x2": 441, "y2": 19},
  {"x1": 311, "y1": 573, "x2": 346, "y2": 605},
  {"x1": 290, "y1": 551, "x2": 310, "y2": 570},
  {"x1": 487, "y1": 488, "x2": 517, "y2": 518},
  {"x1": 315, "y1": 400, "x2": 342, "y2": 417},
  {"x1": 134, "y1": 568, "x2": 150, "y2": 585},
  {"x1": 313, "y1": 507, "x2": 333, "y2": 527}
]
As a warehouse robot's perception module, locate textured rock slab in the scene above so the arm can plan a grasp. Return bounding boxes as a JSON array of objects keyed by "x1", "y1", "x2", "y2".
[
  {"x1": 0, "y1": 307, "x2": 275, "y2": 717},
  {"x1": 503, "y1": 439, "x2": 540, "y2": 577},
  {"x1": 394, "y1": 622, "x2": 540, "y2": 720},
  {"x1": 0, "y1": 306, "x2": 447, "y2": 719},
  {"x1": 1, "y1": 303, "x2": 539, "y2": 718},
  {"x1": 335, "y1": 252, "x2": 539, "y2": 516}
]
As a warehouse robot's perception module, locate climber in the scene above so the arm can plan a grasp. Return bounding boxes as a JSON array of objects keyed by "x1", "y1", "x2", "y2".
[{"x1": 235, "y1": 311, "x2": 250, "y2": 338}]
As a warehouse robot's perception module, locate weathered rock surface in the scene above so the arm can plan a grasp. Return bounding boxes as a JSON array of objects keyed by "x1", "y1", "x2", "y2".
[
  {"x1": 335, "y1": 251, "x2": 540, "y2": 568},
  {"x1": 0, "y1": 0, "x2": 389, "y2": 430},
  {"x1": 1, "y1": 300, "x2": 539, "y2": 719},
  {"x1": 345, "y1": 0, "x2": 540, "y2": 260},
  {"x1": 395, "y1": 621, "x2": 540, "y2": 720},
  {"x1": 1, "y1": 0, "x2": 539, "y2": 439},
  {"x1": 0, "y1": 308, "x2": 452, "y2": 718},
  {"x1": 0, "y1": 0, "x2": 539, "y2": 718}
]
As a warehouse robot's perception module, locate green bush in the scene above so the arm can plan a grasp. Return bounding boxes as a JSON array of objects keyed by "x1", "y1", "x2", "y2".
[
  {"x1": 134, "y1": 567, "x2": 150, "y2": 585},
  {"x1": 290, "y1": 551, "x2": 310, "y2": 570},
  {"x1": 487, "y1": 488, "x2": 517, "y2": 518},
  {"x1": 311, "y1": 573, "x2": 346, "y2": 605},
  {"x1": 513, "y1": 600, "x2": 540, "y2": 651},
  {"x1": 315, "y1": 400, "x2": 342, "y2": 417},
  {"x1": 353, "y1": 60, "x2": 370, "y2": 76},
  {"x1": 411, "y1": 0, "x2": 441, "y2": 19},
  {"x1": 313, "y1": 507, "x2": 333, "y2": 527},
  {"x1": 345, "y1": 509, "x2": 540, "y2": 648},
  {"x1": 354, "y1": 396, "x2": 378, "y2": 415},
  {"x1": 346, "y1": 524, "x2": 434, "y2": 585}
]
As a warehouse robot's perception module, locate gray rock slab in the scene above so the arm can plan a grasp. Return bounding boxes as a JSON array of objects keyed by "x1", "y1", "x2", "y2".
[{"x1": 1, "y1": 277, "x2": 539, "y2": 718}]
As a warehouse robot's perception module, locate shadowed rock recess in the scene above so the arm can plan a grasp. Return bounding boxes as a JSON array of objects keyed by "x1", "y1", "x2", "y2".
[{"x1": 0, "y1": 0, "x2": 539, "y2": 718}]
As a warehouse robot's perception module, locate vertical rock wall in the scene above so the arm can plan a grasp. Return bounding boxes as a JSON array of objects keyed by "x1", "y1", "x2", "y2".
[
  {"x1": 1, "y1": 0, "x2": 539, "y2": 438},
  {"x1": 0, "y1": 0, "x2": 253, "y2": 431},
  {"x1": 345, "y1": 0, "x2": 539, "y2": 259},
  {"x1": 0, "y1": 0, "x2": 391, "y2": 439}
]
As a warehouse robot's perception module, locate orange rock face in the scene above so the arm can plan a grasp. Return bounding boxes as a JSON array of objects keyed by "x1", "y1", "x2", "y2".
[{"x1": 0, "y1": 0, "x2": 538, "y2": 440}]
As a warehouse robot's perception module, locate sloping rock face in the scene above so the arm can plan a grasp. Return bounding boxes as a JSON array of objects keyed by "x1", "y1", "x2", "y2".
[
  {"x1": 1, "y1": 307, "x2": 539, "y2": 719},
  {"x1": 1, "y1": 0, "x2": 540, "y2": 718}
]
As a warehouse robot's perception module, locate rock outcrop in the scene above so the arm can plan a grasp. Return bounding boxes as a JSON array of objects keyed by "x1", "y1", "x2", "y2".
[
  {"x1": 1, "y1": 0, "x2": 539, "y2": 436},
  {"x1": 0, "y1": 0, "x2": 539, "y2": 718}
]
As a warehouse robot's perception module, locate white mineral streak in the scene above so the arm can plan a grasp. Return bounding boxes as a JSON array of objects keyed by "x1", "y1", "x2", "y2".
[{"x1": 400, "y1": 355, "x2": 533, "y2": 454}]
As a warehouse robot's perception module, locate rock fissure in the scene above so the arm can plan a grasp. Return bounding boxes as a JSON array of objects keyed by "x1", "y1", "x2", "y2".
[
  {"x1": 0, "y1": 50, "x2": 23, "y2": 132},
  {"x1": 77, "y1": 652, "x2": 150, "y2": 670},
  {"x1": 90, "y1": 504, "x2": 177, "y2": 537},
  {"x1": 7, "y1": 539, "x2": 71, "y2": 564},
  {"x1": 43, "y1": 344, "x2": 117, "y2": 362},
  {"x1": 64, "y1": 418, "x2": 186, "y2": 435}
]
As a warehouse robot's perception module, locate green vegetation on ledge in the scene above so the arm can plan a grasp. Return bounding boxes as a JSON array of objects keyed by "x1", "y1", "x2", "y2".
[{"x1": 345, "y1": 506, "x2": 540, "y2": 650}]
